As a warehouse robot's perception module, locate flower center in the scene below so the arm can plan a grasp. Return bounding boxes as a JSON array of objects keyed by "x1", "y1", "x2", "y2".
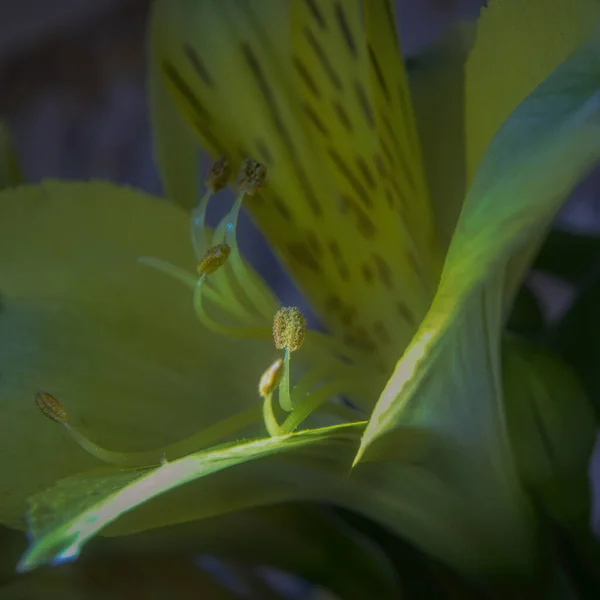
[{"x1": 35, "y1": 158, "x2": 370, "y2": 468}]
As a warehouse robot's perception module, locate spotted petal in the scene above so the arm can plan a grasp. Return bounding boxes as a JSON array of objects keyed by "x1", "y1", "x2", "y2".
[
  {"x1": 151, "y1": 0, "x2": 441, "y2": 375},
  {"x1": 0, "y1": 181, "x2": 273, "y2": 528}
]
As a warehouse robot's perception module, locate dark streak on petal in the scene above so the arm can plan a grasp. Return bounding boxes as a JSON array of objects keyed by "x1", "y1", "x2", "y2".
[
  {"x1": 304, "y1": 0, "x2": 327, "y2": 30},
  {"x1": 255, "y1": 138, "x2": 274, "y2": 165},
  {"x1": 373, "y1": 320, "x2": 391, "y2": 345},
  {"x1": 333, "y1": 101, "x2": 353, "y2": 133},
  {"x1": 340, "y1": 195, "x2": 377, "y2": 239},
  {"x1": 162, "y1": 61, "x2": 211, "y2": 120},
  {"x1": 328, "y1": 148, "x2": 372, "y2": 208},
  {"x1": 367, "y1": 44, "x2": 391, "y2": 104},
  {"x1": 305, "y1": 27, "x2": 343, "y2": 91},
  {"x1": 271, "y1": 193, "x2": 294, "y2": 222},
  {"x1": 306, "y1": 231, "x2": 323, "y2": 256},
  {"x1": 293, "y1": 56, "x2": 321, "y2": 99},
  {"x1": 354, "y1": 81, "x2": 375, "y2": 129},
  {"x1": 373, "y1": 253, "x2": 394, "y2": 289},
  {"x1": 361, "y1": 263, "x2": 375, "y2": 284},
  {"x1": 183, "y1": 43, "x2": 215, "y2": 88},
  {"x1": 287, "y1": 241, "x2": 322, "y2": 273},
  {"x1": 382, "y1": 0, "x2": 399, "y2": 47},
  {"x1": 327, "y1": 239, "x2": 351, "y2": 282},
  {"x1": 334, "y1": 1, "x2": 357, "y2": 57},
  {"x1": 303, "y1": 103, "x2": 330, "y2": 137},
  {"x1": 396, "y1": 300, "x2": 416, "y2": 327},
  {"x1": 356, "y1": 156, "x2": 376, "y2": 191}
]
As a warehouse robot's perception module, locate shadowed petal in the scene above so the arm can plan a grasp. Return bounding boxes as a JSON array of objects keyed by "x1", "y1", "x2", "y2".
[{"x1": 0, "y1": 181, "x2": 272, "y2": 527}]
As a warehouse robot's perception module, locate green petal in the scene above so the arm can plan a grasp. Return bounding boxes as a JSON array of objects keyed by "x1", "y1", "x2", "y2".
[
  {"x1": 17, "y1": 422, "x2": 363, "y2": 572},
  {"x1": 465, "y1": 0, "x2": 600, "y2": 180},
  {"x1": 502, "y1": 336, "x2": 596, "y2": 525},
  {"x1": 0, "y1": 181, "x2": 272, "y2": 528},
  {"x1": 354, "y1": 35, "x2": 600, "y2": 566}
]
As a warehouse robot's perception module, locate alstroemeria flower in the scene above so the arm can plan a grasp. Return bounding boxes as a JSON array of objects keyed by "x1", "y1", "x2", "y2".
[{"x1": 3, "y1": 0, "x2": 600, "y2": 577}]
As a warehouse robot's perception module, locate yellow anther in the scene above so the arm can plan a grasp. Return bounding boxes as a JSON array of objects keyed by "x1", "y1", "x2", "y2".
[
  {"x1": 197, "y1": 243, "x2": 231, "y2": 276},
  {"x1": 205, "y1": 156, "x2": 231, "y2": 194},
  {"x1": 259, "y1": 358, "x2": 284, "y2": 399},
  {"x1": 35, "y1": 391, "x2": 67, "y2": 424},
  {"x1": 273, "y1": 306, "x2": 306, "y2": 352},
  {"x1": 236, "y1": 158, "x2": 266, "y2": 195}
]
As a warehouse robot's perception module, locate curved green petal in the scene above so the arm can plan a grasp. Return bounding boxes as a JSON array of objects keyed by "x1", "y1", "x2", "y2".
[
  {"x1": 18, "y1": 419, "x2": 525, "y2": 575},
  {"x1": 0, "y1": 181, "x2": 273, "y2": 528},
  {"x1": 466, "y1": 0, "x2": 600, "y2": 180},
  {"x1": 355, "y1": 35, "x2": 600, "y2": 566},
  {"x1": 17, "y1": 423, "x2": 364, "y2": 572},
  {"x1": 503, "y1": 336, "x2": 596, "y2": 525}
]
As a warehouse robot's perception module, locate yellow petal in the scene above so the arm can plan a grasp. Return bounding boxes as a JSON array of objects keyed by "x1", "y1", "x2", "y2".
[
  {"x1": 0, "y1": 181, "x2": 272, "y2": 528},
  {"x1": 150, "y1": 0, "x2": 441, "y2": 373},
  {"x1": 466, "y1": 0, "x2": 600, "y2": 180}
]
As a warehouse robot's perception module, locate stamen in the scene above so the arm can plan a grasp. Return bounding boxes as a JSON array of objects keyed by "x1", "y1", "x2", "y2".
[
  {"x1": 273, "y1": 307, "x2": 306, "y2": 352},
  {"x1": 205, "y1": 156, "x2": 231, "y2": 194},
  {"x1": 35, "y1": 391, "x2": 67, "y2": 424},
  {"x1": 236, "y1": 158, "x2": 266, "y2": 196},
  {"x1": 35, "y1": 392, "x2": 261, "y2": 467},
  {"x1": 259, "y1": 359, "x2": 284, "y2": 437},
  {"x1": 191, "y1": 157, "x2": 231, "y2": 258},
  {"x1": 197, "y1": 243, "x2": 231, "y2": 276},
  {"x1": 273, "y1": 307, "x2": 306, "y2": 412}
]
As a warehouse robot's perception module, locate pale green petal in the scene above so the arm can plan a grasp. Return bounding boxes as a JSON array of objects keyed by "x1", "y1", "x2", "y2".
[
  {"x1": 18, "y1": 419, "x2": 524, "y2": 575},
  {"x1": 354, "y1": 36, "x2": 600, "y2": 566},
  {"x1": 466, "y1": 0, "x2": 600, "y2": 180},
  {"x1": 18, "y1": 423, "x2": 363, "y2": 572},
  {"x1": 0, "y1": 181, "x2": 272, "y2": 528}
]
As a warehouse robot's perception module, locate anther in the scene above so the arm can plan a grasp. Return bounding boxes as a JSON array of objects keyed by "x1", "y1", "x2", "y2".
[
  {"x1": 197, "y1": 243, "x2": 231, "y2": 276},
  {"x1": 35, "y1": 391, "x2": 67, "y2": 424},
  {"x1": 259, "y1": 359, "x2": 284, "y2": 399},
  {"x1": 273, "y1": 307, "x2": 306, "y2": 352},
  {"x1": 205, "y1": 156, "x2": 231, "y2": 194},
  {"x1": 236, "y1": 158, "x2": 266, "y2": 195}
]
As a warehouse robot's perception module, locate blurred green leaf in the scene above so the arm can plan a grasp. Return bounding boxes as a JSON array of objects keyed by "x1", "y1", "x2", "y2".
[
  {"x1": 503, "y1": 336, "x2": 596, "y2": 525},
  {"x1": 552, "y1": 271, "x2": 600, "y2": 416}
]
